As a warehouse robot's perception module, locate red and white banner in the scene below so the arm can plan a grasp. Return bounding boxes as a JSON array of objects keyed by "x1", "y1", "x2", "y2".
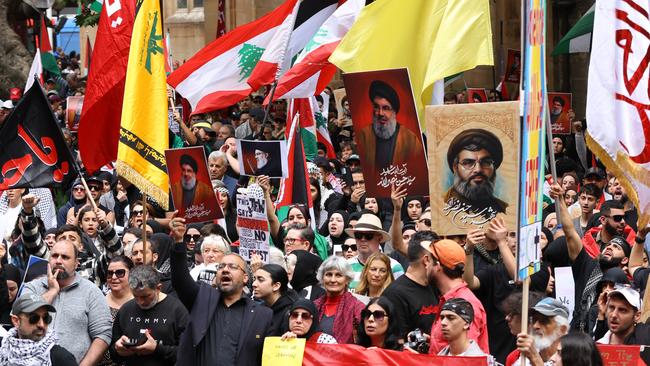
[{"x1": 586, "y1": 0, "x2": 650, "y2": 228}]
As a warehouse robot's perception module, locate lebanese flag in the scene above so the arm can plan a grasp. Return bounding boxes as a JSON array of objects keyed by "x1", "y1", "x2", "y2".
[
  {"x1": 270, "y1": 0, "x2": 365, "y2": 101},
  {"x1": 276, "y1": 112, "x2": 314, "y2": 210},
  {"x1": 312, "y1": 93, "x2": 336, "y2": 158},
  {"x1": 167, "y1": 0, "x2": 298, "y2": 115},
  {"x1": 247, "y1": 0, "x2": 340, "y2": 91},
  {"x1": 77, "y1": 0, "x2": 136, "y2": 174}
]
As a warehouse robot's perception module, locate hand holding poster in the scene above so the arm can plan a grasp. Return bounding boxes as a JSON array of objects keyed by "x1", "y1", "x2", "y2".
[
  {"x1": 165, "y1": 146, "x2": 223, "y2": 224},
  {"x1": 237, "y1": 184, "x2": 270, "y2": 262},
  {"x1": 261, "y1": 337, "x2": 305, "y2": 366},
  {"x1": 343, "y1": 68, "x2": 429, "y2": 198},
  {"x1": 237, "y1": 140, "x2": 288, "y2": 178},
  {"x1": 467, "y1": 88, "x2": 488, "y2": 103},
  {"x1": 548, "y1": 92, "x2": 572, "y2": 134},
  {"x1": 504, "y1": 49, "x2": 521, "y2": 84}
]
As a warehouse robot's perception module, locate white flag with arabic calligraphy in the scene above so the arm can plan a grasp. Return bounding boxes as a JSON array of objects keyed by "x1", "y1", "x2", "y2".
[{"x1": 586, "y1": 0, "x2": 650, "y2": 228}]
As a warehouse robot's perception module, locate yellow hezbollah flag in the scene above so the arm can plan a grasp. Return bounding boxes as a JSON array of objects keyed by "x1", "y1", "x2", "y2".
[
  {"x1": 329, "y1": 0, "x2": 493, "y2": 122},
  {"x1": 116, "y1": 0, "x2": 169, "y2": 208}
]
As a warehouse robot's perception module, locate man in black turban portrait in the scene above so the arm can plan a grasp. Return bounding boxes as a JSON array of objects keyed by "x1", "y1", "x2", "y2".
[
  {"x1": 356, "y1": 80, "x2": 422, "y2": 174},
  {"x1": 444, "y1": 129, "x2": 508, "y2": 216}
]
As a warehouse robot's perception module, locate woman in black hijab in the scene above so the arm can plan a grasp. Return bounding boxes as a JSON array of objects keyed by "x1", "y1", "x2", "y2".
[
  {"x1": 288, "y1": 250, "x2": 325, "y2": 301},
  {"x1": 280, "y1": 298, "x2": 337, "y2": 344},
  {"x1": 1, "y1": 263, "x2": 23, "y2": 324}
]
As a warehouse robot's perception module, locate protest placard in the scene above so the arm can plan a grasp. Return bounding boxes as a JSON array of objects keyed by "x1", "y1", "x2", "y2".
[
  {"x1": 66, "y1": 96, "x2": 84, "y2": 132},
  {"x1": 17, "y1": 255, "x2": 48, "y2": 297},
  {"x1": 343, "y1": 68, "x2": 429, "y2": 198},
  {"x1": 261, "y1": 337, "x2": 305, "y2": 366},
  {"x1": 237, "y1": 184, "x2": 270, "y2": 262},
  {"x1": 168, "y1": 106, "x2": 182, "y2": 135},
  {"x1": 504, "y1": 49, "x2": 521, "y2": 84},
  {"x1": 554, "y1": 266, "x2": 575, "y2": 322},
  {"x1": 597, "y1": 344, "x2": 644, "y2": 366},
  {"x1": 548, "y1": 92, "x2": 572, "y2": 134},
  {"x1": 426, "y1": 101, "x2": 520, "y2": 235},
  {"x1": 237, "y1": 140, "x2": 288, "y2": 178},
  {"x1": 165, "y1": 146, "x2": 223, "y2": 224}
]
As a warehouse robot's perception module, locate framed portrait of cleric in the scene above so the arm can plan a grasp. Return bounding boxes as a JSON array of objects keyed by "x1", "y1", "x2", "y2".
[
  {"x1": 547, "y1": 92, "x2": 572, "y2": 135},
  {"x1": 467, "y1": 88, "x2": 488, "y2": 103},
  {"x1": 342, "y1": 68, "x2": 429, "y2": 199},
  {"x1": 165, "y1": 146, "x2": 223, "y2": 224},
  {"x1": 237, "y1": 139, "x2": 288, "y2": 178},
  {"x1": 425, "y1": 101, "x2": 520, "y2": 235},
  {"x1": 504, "y1": 49, "x2": 521, "y2": 84},
  {"x1": 66, "y1": 96, "x2": 83, "y2": 132}
]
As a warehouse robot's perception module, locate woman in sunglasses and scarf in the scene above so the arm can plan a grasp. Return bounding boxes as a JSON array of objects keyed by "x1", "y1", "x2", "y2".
[
  {"x1": 280, "y1": 298, "x2": 337, "y2": 344},
  {"x1": 356, "y1": 297, "x2": 402, "y2": 350}
]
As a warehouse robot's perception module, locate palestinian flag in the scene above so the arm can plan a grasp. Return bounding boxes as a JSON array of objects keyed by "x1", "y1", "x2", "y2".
[
  {"x1": 247, "y1": 0, "x2": 339, "y2": 91},
  {"x1": 40, "y1": 17, "x2": 60, "y2": 76},
  {"x1": 276, "y1": 113, "x2": 313, "y2": 210},
  {"x1": 167, "y1": 0, "x2": 298, "y2": 115},
  {"x1": 270, "y1": 0, "x2": 364, "y2": 101},
  {"x1": 551, "y1": 5, "x2": 594, "y2": 56},
  {"x1": 286, "y1": 99, "x2": 317, "y2": 161}
]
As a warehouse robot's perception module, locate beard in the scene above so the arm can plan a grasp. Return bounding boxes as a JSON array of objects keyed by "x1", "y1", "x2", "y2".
[
  {"x1": 53, "y1": 266, "x2": 70, "y2": 280},
  {"x1": 533, "y1": 327, "x2": 563, "y2": 351},
  {"x1": 604, "y1": 221, "x2": 623, "y2": 236},
  {"x1": 453, "y1": 172, "x2": 497, "y2": 203},
  {"x1": 257, "y1": 157, "x2": 268, "y2": 169},
  {"x1": 181, "y1": 177, "x2": 196, "y2": 190},
  {"x1": 598, "y1": 254, "x2": 623, "y2": 270},
  {"x1": 372, "y1": 115, "x2": 397, "y2": 139},
  {"x1": 139, "y1": 295, "x2": 159, "y2": 310}
]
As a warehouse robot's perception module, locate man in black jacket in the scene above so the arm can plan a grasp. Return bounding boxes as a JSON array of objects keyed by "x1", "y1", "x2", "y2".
[{"x1": 169, "y1": 214, "x2": 273, "y2": 366}]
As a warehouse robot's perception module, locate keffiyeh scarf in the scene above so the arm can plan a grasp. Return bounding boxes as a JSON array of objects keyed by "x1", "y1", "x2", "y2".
[{"x1": 0, "y1": 328, "x2": 57, "y2": 366}]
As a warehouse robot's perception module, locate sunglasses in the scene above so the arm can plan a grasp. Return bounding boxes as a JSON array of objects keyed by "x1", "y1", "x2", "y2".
[
  {"x1": 26, "y1": 313, "x2": 52, "y2": 325},
  {"x1": 290, "y1": 311, "x2": 313, "y2": 320},
  {"x1": 107, "y1": 269, "x2": 127, "y2": 279},
  {"x1": 72, "y1": 187, "x2": 85, "y2": 192},
  {"x1": 132, "y1": 210, "x2": 144, "y2": 216},
  {"x1": 607, "y1": 214, "x2": 625, "y2": 222},
  {"x1": 418, "y1": 218, "x2": 432, "y2": 227},
  {"x1": 342, "y1": 244, "x2": 357, "y2": 252},
  {"x1": 354, "y1": 232, "x2": 376, "y2": 241},
  {"x1": 184, "y1": 234, "x2": 201, "y2": 242},
  {"x1": 361, "y1": 309, "x2": 388, "y2": 321},
  {"x1": 88, "y1": 185, "x2": 101, "y2": 191}
]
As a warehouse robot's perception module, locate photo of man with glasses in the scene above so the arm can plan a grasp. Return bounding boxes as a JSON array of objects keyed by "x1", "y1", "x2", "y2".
[{"x1": 444, "y1": 129, "x2": 508, "y2": 219}]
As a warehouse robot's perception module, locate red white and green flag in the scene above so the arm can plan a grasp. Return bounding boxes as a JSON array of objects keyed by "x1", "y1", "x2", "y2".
[
  {"x1": 313, "y1": 92, "x2": 336, "y2": 158},
  {"x1": 276, "y1": 112, "x2": 314, "y2": 210},
  {"x1": 247, "y1": 0, "x2": 340, "y2": 91},
  {"x1": 286, "y1": 98, "x2": 318, "y2": 161},
  {"x1": 167, "y1": 0, "x2": 298, "y2": 115},
  {"x1": 40, "y1": 17, "x2": 60, "y2": 77},
  {"x1": 270, "y1": 0, "x2": 364, "y2": 101}
]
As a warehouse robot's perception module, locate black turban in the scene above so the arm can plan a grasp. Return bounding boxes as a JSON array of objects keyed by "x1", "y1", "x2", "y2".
[
  {"x1": 446, "y1": 129, "x2": 503, "y2": 171},
  {"x1": 369, "y1": 80, "x2": 400, "y2": 113}
]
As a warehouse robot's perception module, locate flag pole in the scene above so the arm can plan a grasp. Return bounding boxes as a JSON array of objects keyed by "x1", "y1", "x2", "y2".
[
  {"x1": 142, "y1": 192, "x2": 149, "y2": 265},
  {"x1": 262, "y1": 81, "x2": 279, "y2": 124}
]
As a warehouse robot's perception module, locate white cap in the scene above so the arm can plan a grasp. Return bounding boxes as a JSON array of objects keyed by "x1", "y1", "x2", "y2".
[
  {"x1": 1, "y1": 100, "x2": 14, "y2": 109},
  {"x1": 608, "y1": 286, "x2": 641, "y2": 310}
]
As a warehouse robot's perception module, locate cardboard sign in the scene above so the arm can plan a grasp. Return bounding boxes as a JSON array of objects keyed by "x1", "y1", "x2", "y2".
[
  {"x1": 262, "y1": 337, "x2": 306, "y2": 366},
  {"x1": 426, "y1": 101, "x2": 520, "y2": 235},
  {"x1": 548, "y1": 92, "x2": 572, "y2": 134},
  {"x1": 237, "y1": 140, "x2": 288, "y2": 178},
  {"x1": 236, "y1": 184, "x2": 270, "y2": 262},
  {"x1": 467, "y1": 88, "x2": 488, "y2": 103},
  {"x1": 343, "y1": 68, "x2": 429, "y2": 198},
  {"x1": 597, "y1": 344, "x2": 644, "y2": 366},
  {"x1": 66, "y1": 96, "x2": 84, "y2": 132},
  {"x1": 165, "y1": 146, "x2": 223, "y2": 223},
  {"x1": 168, "y1": 106, "x2": 183, "y2": 135}
]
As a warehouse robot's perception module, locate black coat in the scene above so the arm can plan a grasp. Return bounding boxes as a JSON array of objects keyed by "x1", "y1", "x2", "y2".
[{"x1": 171, "y1": 242, "x2": 273, "y2": 366}]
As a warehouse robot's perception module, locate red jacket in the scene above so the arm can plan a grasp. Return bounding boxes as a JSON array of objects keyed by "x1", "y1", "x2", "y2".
[{"x1": 581, "y1": 225, "x2": 636, "y2": 258}]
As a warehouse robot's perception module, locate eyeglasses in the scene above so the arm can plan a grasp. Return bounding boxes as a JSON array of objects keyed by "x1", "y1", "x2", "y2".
[
  {"x1": 72, "y1": 187, "x2": 85, "y2": 192},
  {"x1": 107, "y1": 269, "x2": 127, "y2": 279},
  {"x1": 418, "y1": 218, "x2": 432, "y2": 227},
  {"x1": 531, "y1": 313, "x2": 551, "y2": 325},
  {"x1": 361, "y1": 309, "x2": 388, "y2": 321},
  {"x1": 458, "y1": 158, "x2": 495, "y2": 170},
  {"x1": 26, "y1": 313, "x2": 52, "y2": 325},
  {"x1": 184, "y1": 234, "x2": 201, "y2": 242},
  {"x1": 290, "y1": 311, "x2": 313, "y2": 320},
  {"x1": 354, "y1": 232, "x2": 376, "y2": 241},
  {"x1": 88, "y1": 185, "x2": 101, "y2": 192},
  {"x1": 342, "y1": 244, "x2": 357, "y2": 252},
  {"x1": 217, "y1": 263, "x2": 244, "y2": 272},
  {"x1": 132, "y1": 210, "x2": 144, "y2": 216},
  {"x1": 606, "y1": 214, "x2": 625, "y2": 222},
  {"x1": 284, "y1": 237, "x2": 304, "y2": 245}
]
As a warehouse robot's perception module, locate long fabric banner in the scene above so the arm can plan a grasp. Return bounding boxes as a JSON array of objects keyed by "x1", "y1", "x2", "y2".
[
  {"x1": 301, "y1": 343, "x2": 488, "y2": 366},
  {"x1": 586, "y1": 0, "x2": 650, "y2": 228}
]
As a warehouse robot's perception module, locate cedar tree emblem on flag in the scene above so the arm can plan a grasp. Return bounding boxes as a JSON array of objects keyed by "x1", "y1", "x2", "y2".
[{"x1": 238, "y1": 44, "x2": 265, "y2": 82}]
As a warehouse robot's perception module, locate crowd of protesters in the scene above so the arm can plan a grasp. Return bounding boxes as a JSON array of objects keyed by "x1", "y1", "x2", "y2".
[{"x1": 1, "y1": 52, "x2": 649, "y2": 366}]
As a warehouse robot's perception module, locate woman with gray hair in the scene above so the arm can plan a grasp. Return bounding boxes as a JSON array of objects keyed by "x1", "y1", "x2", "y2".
[
  {"x1": 313, "y1": 255, "x2": 365, "y2": 343},
  {"x1": 190, "y1": 234, "x2": 230, "y2": 284}
]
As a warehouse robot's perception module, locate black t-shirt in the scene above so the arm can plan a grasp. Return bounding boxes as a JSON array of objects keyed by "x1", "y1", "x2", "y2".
[
  {"x1": 51, "y1": 345, "x2": 78, "y2": 366},
  {"x1": 381, "y1": 274, "x2": 438, "y2": 339},
  {"x1": 111, "y1": 295, "x2": 189, "y2": 366},
  {"x1": 571, "y1": 247, "x2": 600, "y2": 330}
]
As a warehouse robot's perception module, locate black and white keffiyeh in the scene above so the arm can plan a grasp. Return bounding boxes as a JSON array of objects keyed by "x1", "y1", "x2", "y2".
[{"x1": 0, "y1": 327, "x2": 58, "y2": 366}]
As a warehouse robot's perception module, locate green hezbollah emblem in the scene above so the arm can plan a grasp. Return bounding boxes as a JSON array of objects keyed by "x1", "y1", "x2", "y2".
[
  {"x1": 237, "y1": 43, "x2": 265, "y2": 82},
  {"x1": 145, "y1": 11, "x2": 163, "y2": 74}
]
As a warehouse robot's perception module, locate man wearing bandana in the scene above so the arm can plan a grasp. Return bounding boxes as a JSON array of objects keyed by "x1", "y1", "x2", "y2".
[{"x1": 437, "y1": 298, "x2": 486, "y2": 357}]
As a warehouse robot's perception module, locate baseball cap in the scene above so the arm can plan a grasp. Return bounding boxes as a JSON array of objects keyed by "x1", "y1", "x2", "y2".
[
  {"x1": 12, "y1": 294, "x2": 56, "y2": 315},
  {"x1": 531, "y1": 297, "x2": 569, "y2": 319},
  {"x1": 608, "y1": 286, "x2": 641, "y2": 310},
  {"x1": 424, "y1": 239, "x2": 465, "y2": 269},
  {"x1": 1, "y1": 100, "x2": 13, "y2": 109},
  {"x1": 347, "y1": 154, "x2": 360, "y2": 162},
  {"x1": 584, "y1": 167, "x2": 606, "y2": 180}
]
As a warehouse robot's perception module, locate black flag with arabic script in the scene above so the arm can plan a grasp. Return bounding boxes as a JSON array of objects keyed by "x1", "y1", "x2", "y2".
[{"x1": 0, "y1": 82, "x2": 77, "y2": 190}]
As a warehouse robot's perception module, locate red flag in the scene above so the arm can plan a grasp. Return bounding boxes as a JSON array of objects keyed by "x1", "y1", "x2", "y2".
[{"x1": 77, "y1": 0, "x2": 136, "y2": 174}]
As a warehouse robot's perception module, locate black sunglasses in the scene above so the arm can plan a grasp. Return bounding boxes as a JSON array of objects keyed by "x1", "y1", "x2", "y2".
[
  {"x1": 88, "y1": 185, "x2": 101, "y2": 191},
  {"x1": 354, "y1": 232, "x2": 375, "y2": 241},
  {"x1": 361, "y1": 309, "x2": 387, "y2": 321},
  {"x1": 107, "y1": 269, "x2": 127, "y2": 279},
  {"x1": 27, "y1": 313, "x2": 52, "y2": 325},
  {"x1": 290, "y1": 311, "x2": 313, "y2": 320},
  {"x1": 184, "y1": 234, "x2": 201, "y2": 242},
  {"x1": 342, "y1": 244, "x2": 357, "y2": 252},
  {"x1": 607, "y1": 214, "x2": 625, "y2": 223},
  {"x1": 132, "y1": 210, "x2": 144, "y2": 216}
]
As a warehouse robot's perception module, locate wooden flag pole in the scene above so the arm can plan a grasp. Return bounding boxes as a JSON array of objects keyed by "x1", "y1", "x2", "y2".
[
  {"x1": 519, "y1": 276, "x2": 531, "y2": 366},
  {"x1": 142, "y1": 193, "x2": 149, "y2": 265},
  {"x1": 79, "y1": 176, "x2": 99, "y2": 211}
]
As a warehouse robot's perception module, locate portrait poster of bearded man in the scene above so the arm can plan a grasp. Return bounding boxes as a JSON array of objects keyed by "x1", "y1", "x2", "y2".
[
  {"x1": 165, "y1": 146, "x2": 223, "y2": 223},
  {"x1": 237, "y1": 139, "x2": 288, "y2": 178},
  {"x1": 426, "y1": 101, "x2": 520, "y2": 235}
]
